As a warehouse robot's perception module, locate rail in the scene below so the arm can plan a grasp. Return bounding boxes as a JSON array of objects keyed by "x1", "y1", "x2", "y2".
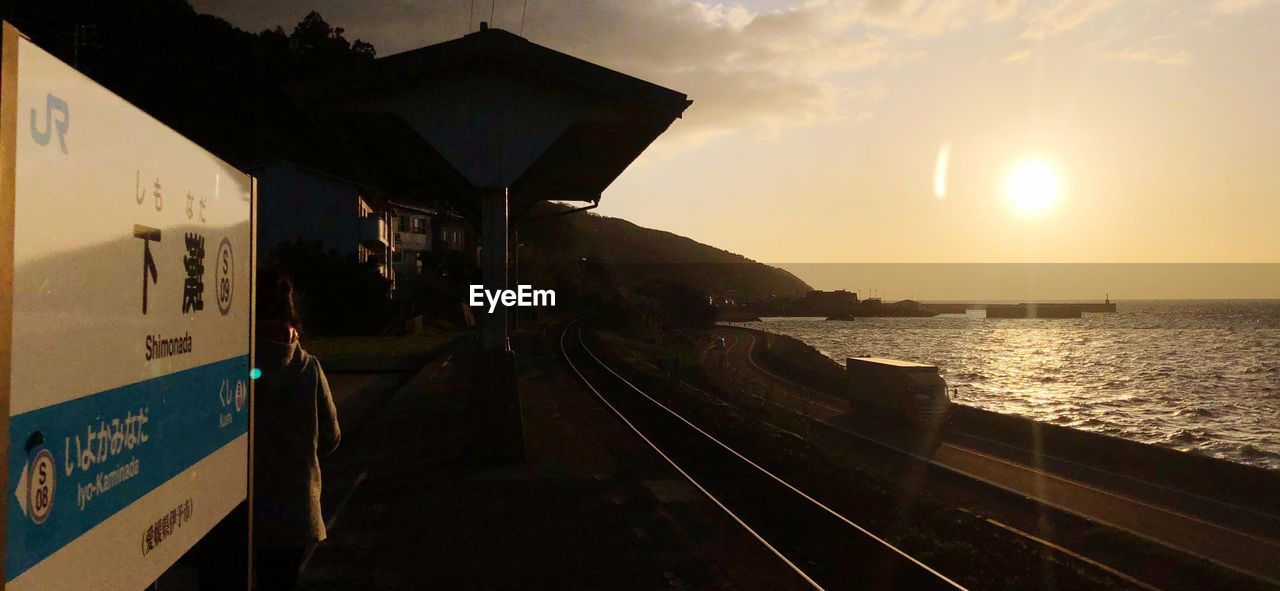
[{"x1": 560, "y1": 319, "x2": 966, "y2": 591}]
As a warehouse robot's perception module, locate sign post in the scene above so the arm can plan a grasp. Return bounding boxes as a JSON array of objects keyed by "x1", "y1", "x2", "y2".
[{"x1": 0, "y1": 23, "x2": 255, "y2": 589}]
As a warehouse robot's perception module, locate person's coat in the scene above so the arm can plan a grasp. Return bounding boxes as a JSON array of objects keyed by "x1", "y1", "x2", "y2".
[{"x1": 252, "y1": 336, "x2": 340, "y2": 548}]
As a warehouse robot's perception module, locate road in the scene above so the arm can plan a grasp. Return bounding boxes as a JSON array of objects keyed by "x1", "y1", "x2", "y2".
[{"x1": 706, "y1": 327, "x2": 1280, "y2": 588}]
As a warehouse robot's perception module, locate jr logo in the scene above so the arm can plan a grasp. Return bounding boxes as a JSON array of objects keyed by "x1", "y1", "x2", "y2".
[{"x1": 31, "y1": 93, "x2": 70, "y2": 153}]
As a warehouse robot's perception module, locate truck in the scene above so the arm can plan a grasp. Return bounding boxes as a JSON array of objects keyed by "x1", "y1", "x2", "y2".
[{"x1": 845, "y1": 357, "x2": 951, "y2": 428}]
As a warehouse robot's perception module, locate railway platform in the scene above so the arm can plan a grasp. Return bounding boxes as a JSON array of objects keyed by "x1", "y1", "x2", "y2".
[{"x1": 297, "y1": 329, "x2": 807, "y2": 590}]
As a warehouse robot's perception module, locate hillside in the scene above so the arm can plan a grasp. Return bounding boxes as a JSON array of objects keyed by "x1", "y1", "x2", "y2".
[{"x1": 518, "y1": 203, "x2": 811, "y2": 301}]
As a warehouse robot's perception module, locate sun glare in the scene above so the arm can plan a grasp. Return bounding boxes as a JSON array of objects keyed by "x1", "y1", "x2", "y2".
[{"x1": 1006, "y1": 159, "x2": 1059, "y2": 214}]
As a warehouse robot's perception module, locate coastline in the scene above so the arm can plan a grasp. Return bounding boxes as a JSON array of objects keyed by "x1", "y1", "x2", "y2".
[{"x1": 734, "y1": 324, "x2": 1280, "y2": 500}]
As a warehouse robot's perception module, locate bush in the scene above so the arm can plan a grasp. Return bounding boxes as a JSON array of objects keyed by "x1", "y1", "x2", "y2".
[{"x1": 630, "y1": 279, "x2": 716, "y2": 329}]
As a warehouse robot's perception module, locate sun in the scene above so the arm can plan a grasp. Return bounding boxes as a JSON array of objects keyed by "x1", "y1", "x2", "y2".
[{"x1": 1006, "y1": 158, "x2": 1060, "y2": 214}]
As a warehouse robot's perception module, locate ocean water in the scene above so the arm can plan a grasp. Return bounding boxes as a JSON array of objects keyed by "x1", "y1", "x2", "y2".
[{"x1": 733, "y1": 300, "x2": 1280, "y2": 470}]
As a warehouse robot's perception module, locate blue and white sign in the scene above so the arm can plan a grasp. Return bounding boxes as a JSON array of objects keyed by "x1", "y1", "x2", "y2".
[{"x1": 2, "y1": 27, "x2": 253, "y2": 590}]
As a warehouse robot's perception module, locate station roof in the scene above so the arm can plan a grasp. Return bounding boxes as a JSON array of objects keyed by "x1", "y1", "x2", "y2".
[
  {"x1": 308, "y1": 26, "x2": 690, "y2": 115},
  {"x1": 297, "y1": 25, "x2": 691, "y2": 220},
  {"x1": 322, "y1": 111, "x2": 479, "y2": 217}
]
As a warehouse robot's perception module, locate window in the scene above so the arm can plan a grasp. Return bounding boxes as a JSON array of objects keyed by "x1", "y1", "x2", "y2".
[
  {"x1": 399, "y1": 215, "x2": 409, "y2": 231},
  {"x1": 410, "y1": 216, "x2": 427, "y2": 233}
]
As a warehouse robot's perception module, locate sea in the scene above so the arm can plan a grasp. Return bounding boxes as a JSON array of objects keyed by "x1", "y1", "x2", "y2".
[{"x1": 732, "y1": 300, "x2": 1280, "y2": 470}]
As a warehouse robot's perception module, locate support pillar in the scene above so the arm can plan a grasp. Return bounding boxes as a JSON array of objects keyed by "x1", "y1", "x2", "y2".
[
  {"x1": 481, "y1": 188, "x2": 510, "y2": 351},
  {"x1": 472, "y1": 187, "x2": 524, "y2": 463}
]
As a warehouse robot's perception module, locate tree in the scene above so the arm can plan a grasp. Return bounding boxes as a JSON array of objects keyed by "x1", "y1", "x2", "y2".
[
  {"x1": 286, "y1": 11, "x2": 376, "y2": 66},
  {"x1": 631, "y1": 279, "x2": 716, "y2": 329},
  {"x1": 291, "y1": 11, "x2": 348, "y2": 54},
  {"x1": 352, "y1": 39, "x2": 377, "y2": 59}
]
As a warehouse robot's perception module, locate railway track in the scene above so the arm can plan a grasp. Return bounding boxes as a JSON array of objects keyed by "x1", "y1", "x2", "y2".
[
  {"x1": 710, "y1": 327, "x2": 1280, "y2": 589},
  {"x1": 560, "y1": 319, "x2": 966, "y2": 591}
]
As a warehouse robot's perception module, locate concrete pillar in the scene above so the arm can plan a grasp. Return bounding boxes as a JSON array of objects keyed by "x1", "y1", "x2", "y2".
[
  {"x1": 472, "y1": 187, "x2": 524, "y2": 463},
  {"x1": 480, "y1": 188, "x2": 509, "y2": 351}
]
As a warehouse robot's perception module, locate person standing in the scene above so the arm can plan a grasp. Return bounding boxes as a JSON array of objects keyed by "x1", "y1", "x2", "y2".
[{"x1": 252, "y1": 267, "x2": 341, "y2": 590}]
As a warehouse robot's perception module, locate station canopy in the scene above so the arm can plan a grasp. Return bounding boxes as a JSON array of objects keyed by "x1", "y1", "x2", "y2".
[{"x1": 298, "y1": 25, "x2": 691, "y2": 221}]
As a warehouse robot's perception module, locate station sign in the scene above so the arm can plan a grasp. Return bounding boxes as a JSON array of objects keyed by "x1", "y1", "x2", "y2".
[{"x1": 0, "y1": 24, "x2": 254, "y2": 589}]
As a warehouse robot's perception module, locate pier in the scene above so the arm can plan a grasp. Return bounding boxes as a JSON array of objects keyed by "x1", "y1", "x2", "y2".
[
  {"x1": 925, "y1": 300, "x2": 1117, "y2": 317},
  {"x1": 716, "y1": 298, "x2": 1117, "y2": 321}
]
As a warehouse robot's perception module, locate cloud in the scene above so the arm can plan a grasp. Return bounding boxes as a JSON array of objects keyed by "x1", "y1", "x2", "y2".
[
  {"x1": 192, "y1": 0, "x2": 923, "y2": 148},
  {"x1": 1210, "y1": 0, "x2": 1268, "y2": 15},
  {"x1": 985, "y1": 0, "x2": 1021, "y2": 22},
  {"x1": 200, "y1": 0, "x2": 1212, "y2": 150},
  {"x1": 1107, "y1": 45, "x2": 1192, "y2": 66},
  {"x1": 1003, "y1": 49, "x2": 1031, "y2": 64},
  {"x1": 1020, "y1": 0, "x2": 1117, "y2": 40},
  {"x1": 533, "y1": 1, "x2": 905, "y2": 144},
  {"x1": 1099, "y1": 33, "x2": 1192, "y2": 66},
  {"x1": 855, "y1": 0, "x2": 974, "y2": 35}
]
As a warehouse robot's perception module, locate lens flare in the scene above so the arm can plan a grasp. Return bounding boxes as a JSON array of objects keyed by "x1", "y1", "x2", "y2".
[{"x1": 934, "y1": 141, "x2": 951, "y2": 199}]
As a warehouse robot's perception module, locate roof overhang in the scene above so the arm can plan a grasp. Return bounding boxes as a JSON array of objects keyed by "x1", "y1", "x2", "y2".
[{"x1": 297, "y1": 26, "x2": 690, "y2": 220}]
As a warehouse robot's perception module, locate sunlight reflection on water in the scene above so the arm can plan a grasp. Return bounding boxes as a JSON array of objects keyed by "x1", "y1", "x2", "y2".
[{"x1": 734, "y1": 300, "x2": 1280, "y2": 470}]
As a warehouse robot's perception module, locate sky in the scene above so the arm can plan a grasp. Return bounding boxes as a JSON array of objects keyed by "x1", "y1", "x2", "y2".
[{"x1": 192, "y1": 0, "x2": 1280, "y2": 284}]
